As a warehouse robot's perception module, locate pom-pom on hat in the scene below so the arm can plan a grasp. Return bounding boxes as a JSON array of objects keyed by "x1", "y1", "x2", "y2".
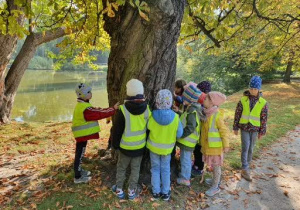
[
  {"x1": 208, "y1": 91, "x2": 226, "y2": 106},
  {"x1": 155, "y1": 89, "x2": 173, "y2": 110},
  {"x1": 126, "y1": 79, "x2": 144, "y2": 96},
  {"x1": 182, "y1": 84, "x2": 202, "y2": 104},
  {"x1": 197, "y1": 81, "x2": 211, "y2": 94},
  {"x1": 75, "y1": 83, "x2": 92, "y2": 99},
  {"x1": 249, "y1": 76, "x2": 262, "y2": 90}
]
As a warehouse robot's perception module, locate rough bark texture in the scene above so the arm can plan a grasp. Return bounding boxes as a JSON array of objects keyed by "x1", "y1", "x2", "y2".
[
  {"x1": 0, "y1": 0, "x2": 25, "y2": 108},
  {"x1": 103, "y1": 0, "x2": 185, "y2": 107},
  {"x1": 0, "y1": 28, "x2": 67, "y2": 123}
]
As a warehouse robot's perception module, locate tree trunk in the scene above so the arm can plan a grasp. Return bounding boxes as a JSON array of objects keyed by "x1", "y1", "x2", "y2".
[
  {"x1": 283, "y1": 59, "x2": 293, "y2": 84},
  {"x1": 0, "y1": 0, "x2": 25, "y2": 108},
  {"x1": 0, "y1": 28, "x2": 67, "y2": 123},
  {"x1": 103, "y1": 0, "x2": 185, "y2": 107}
]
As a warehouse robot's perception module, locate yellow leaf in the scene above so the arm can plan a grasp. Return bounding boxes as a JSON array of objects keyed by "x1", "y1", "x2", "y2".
[
  {"x1": 111, "y1": 3, "x2": 119, "y2": 11},
  {"x1": 139, "y1": 10, "x2": 149, "y2": 21}
]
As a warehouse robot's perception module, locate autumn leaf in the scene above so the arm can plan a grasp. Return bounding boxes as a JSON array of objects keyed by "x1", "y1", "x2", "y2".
[
  {"x1": 115, "y1": 201, "x2": 121, "y2": 208},
  {"x1": 152, "y1": 202, "x2": 160, "y2": 208},
  {"x1": 139, "y1": 10, "x2": 150, "y2": 21},
  {"x1": 283, "y1": 191, "x2": 289, "y2": 197}
]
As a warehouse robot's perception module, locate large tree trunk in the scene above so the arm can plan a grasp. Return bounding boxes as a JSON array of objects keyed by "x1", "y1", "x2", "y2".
[
  {"x1": 283, "y1": 59, "x2": 293, "y2": 84},
  {"x1": 0, "y1": 0, "x2": 25, "y2": 108},
  {"x1": 103, "y1": 0, "x2": 185, "y2": 107},
  {"x1": 0, "y1": 28, "x2": 67, "y2": 123}
]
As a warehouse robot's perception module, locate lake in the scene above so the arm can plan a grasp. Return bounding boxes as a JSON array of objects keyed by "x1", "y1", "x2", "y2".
[{"x1": 11, "y1": 70, "x2": 108, "y2": 122}]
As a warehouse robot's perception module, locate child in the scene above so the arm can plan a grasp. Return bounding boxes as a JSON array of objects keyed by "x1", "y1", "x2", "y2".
[
  {"x1": 147, "y1": 89, "x2": 183, "y2": 201},
  {"x1": 173, "y1": 79, "x2": 186, "y2": 111},
  {"x1": 233, "y1": 76, "x2": 268, "y2": 181},
  {"x1": 201, "y1": 91, "x2": 229, "y2": 196},
  {"x1": 176, "y1": 84, "x2": 205, "y2": 186},
  {"x1": 72, "y1": 83, "x2": 119, "y2": 184},
  {"x1": 191, "y1": 81, "x2": 212, "y2": 177},
  {"x1": 112, "y1": 79, "x2": 151, "y2": 200}
]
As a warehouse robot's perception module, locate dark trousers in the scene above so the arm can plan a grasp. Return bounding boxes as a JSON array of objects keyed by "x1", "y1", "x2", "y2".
[
  {"x1": 74, "y1": 141, "x2": 87, "y2": 178},
  {"x1": 193, "y1": 144, "x2": 204, "y2": 170}
]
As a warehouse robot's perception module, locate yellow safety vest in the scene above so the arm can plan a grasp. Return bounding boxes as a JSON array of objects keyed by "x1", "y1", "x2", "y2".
[
  {"x1": 208, "y1": 112, "x2": 222, "y2": 148},
  {"x1": 239, "y1": 96, "x2": 267, "y2": 127},
  {"x1": 120, "y1": 105, "x2": 151, "y2": 150},
  {"x1": 177, "y1": 110, "x2": 200, "y2": 148},
  {"x1": 147, "y1": 113, "x2": 179, "y2": 155},
  {"x1": 72, "y1": 102, "x2": 100, "y2": 138}
]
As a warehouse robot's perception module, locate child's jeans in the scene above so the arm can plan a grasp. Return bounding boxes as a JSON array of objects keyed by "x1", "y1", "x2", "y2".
[
  {"x1": 74, "y1": 141, "x2": 87, "y2": 178},
  {"x1": 241, "y1": 130, "x2": 258, "y2": 171},
  {"x1": 179, "y1": 148, "x2": 193, "y2": 180},
  {"x1": 116, "y1": 151, "x2": 143, "y2": 190},
  {"x1": 150, "y1": 152, "x2": 171, "y2": 194}
]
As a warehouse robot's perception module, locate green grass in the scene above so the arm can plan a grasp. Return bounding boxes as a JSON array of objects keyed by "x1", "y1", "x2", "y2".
[{"x1": 1, "y1": 82, "x2": 300, "y2": 209}]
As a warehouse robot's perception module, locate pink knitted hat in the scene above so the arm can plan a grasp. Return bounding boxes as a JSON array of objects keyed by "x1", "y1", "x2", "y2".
[{"x1": 208, "y1": 91, "x2": 226, "y2": 106}]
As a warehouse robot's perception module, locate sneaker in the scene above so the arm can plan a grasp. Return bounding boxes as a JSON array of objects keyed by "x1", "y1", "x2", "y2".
[
  {"x1": 176, "y1": 178, "x2": 190, "y2": 187},
  {"x1": 161, "y1": 191, "x2": 171, "y2": 201},
  {"x1": 205, "y1": 178, "x2": 221, "y2": 186},
  {"x1": 152, "y1": 193, "x2": 161, "y2": 201},
  {"x1": 241, "y1": 170, "x2": 252, "y2": 182},
  {"x1": 112, "y1": 185, "x2": 125, "y2": 199},
  {"x1": 128, "y1": 188, "x2": 138, "y2": 200},
  {"x1": 80, "y1": 169, "x2": 91, "y2": 177},
  {"x1": 205, "y1": 187, "x2": 221, "y2": 197},
  {"x1": 191, "y1": 168, "x2": 203, "y2": 177},
  {"x1": 74, "y1": 176, "x2": 91, "y2": 184}
]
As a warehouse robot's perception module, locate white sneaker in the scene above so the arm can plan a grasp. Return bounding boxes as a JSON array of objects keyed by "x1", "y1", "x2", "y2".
[{"x1": 74, "y1": 176, "x2": 91, "y2": 184}]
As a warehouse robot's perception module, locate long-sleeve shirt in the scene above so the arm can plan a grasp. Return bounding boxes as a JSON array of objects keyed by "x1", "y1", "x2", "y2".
[
  {"x1": 75, "y1": 100, "x2": 116, "y2": 142},
  {"x1": 233, "y1": 91, "x2": 268, "y2": 136}
]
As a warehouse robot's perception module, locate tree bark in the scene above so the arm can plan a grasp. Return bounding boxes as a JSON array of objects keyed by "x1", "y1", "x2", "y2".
[
  {"x1": 283, "y1": 53, "x2": 294, "y2": 83},
  {"x1": 0, "y1": 28, "x2": 67, "y2": 123},
  {"x1": 103, "y1": 0, "x2": 185, "y2": 107},
  {"x1": 0, "y1": 0, "x2": 25, "y2": 108}
]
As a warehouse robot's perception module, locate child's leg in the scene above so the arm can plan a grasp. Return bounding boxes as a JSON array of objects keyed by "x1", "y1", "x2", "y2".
[
  {"x1": 161, "y1": 154, "x2": 171, "y2": 194},
  {"x1": 212, "y1": 165, "x2": 221, "y2": 189},
  {"x1": 241, "y1": 130, "x2": 251, "y2": 170},
  {"x1": 179, "y1": 149, "x2": 192, "y2": 180},
  {"x1": 247, "y1": 132, "x2": 258, "y2": 166},
  {"x1": 150, "y1": 152, "x2": 161, "y2": 194},
  {"x1": 128, "y1": 155, "x2": 143, "y2": 190},
  {"x1": 74, "y1": 141, "x2": 87, "y2": 178},
  {"x1": 116, "y1": 151, "x2": 131, "y2": 189},
  {"x1": 193, "y1": 144, "x2": 204, "y2": 170}
]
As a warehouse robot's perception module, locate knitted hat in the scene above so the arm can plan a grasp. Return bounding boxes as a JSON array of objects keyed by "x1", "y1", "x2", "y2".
[
  {"x1": 249, "y1": 76, "x2": 262, "y2": 90},
  {"x1": 155, "y1": 89, "x2": 173, "y2": 110},
  {"x1": 126, "y1": 79, "x2": 144, "y2": 96},
  {"x1": 197, "y1": 81, "x2": 211, "y2": 94},
  {"x1": 75, "y1": 83, "x2": 92, "y2": 99},
  {"x1": 208, "y1": 91, "x2": 226, "y2": 106},
  {"x1": 182, "y1": 84, "x2": 202, "y2": 104}
]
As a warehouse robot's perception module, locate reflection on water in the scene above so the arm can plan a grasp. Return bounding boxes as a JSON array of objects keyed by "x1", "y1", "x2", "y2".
[{"x1": 12, "y1": 70, "x2": 108, "y2": 122}]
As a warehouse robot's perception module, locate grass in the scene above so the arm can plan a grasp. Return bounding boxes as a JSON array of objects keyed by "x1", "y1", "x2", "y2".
[{"x1": 0, "y1": 82, "x2": 300, "y2": 209}]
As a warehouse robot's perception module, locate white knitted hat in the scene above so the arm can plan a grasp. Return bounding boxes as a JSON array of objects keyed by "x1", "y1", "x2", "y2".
[
  {"x1": 75, "y1": 83, "x2": 92, "y2": 99},
  {"x1": 126, "y1": 79, "x2": 144, "y2": 96}
]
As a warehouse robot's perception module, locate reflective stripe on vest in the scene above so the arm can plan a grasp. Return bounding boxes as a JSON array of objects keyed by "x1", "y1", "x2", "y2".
[
  {"x1": 72, "y1": 102, "x2": 100, "y2": 138},
  {"x1": 177, "y1": 111, "x2": 200, "y2": 148},
  {"x1": 208, "y1": 112, "x2": 222, "y2": 148},
  {"x1": 239, "y1": 96, "x2": 267, "y2": 127},
  {"x1": 119, "y1": 105, "x2": 150, "y2": 150},
  {"x1": 146, "y1": 114, "x2": 179, "y2": 155}
]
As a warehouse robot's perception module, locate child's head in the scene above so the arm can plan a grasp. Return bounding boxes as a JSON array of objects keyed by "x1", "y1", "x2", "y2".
[
  {"x1": 75, "y1": 83, "x2": 92, "y2": 100},
  {"x1": 203, "y1": 91, "x2": 226, "y2": 108},
  {"x1": 174, "y1": 79, "x2": 187, "y2": 95},
  {"x1": 155, "y1": 89, "x2": 173, "y2": 110},
  {"x1": 249, "y1": 76, "x2": 262, "y2": 96},
  {"x1": 197, "y1": 81, "x2": 211, "y2": 94},
  {"x1": 126, "y1": 79, "x2": 144, "y2": 97},
  {"x1": 182, "y1": 84, "x2": 202, "y2": 106}
]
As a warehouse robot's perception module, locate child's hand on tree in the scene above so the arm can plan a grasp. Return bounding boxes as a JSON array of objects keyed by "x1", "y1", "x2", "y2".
[{"x1": 114, "y1": 102, "x2": 120, "y2": 110}]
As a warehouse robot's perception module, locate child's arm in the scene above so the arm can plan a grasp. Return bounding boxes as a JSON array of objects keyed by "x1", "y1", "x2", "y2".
[
  {"x1": 176, "y1": 120, "x2": 184, "y2": 138},
  {"x1": 233, "y1": 101, "x2": 243, "y2": 133},
  {"x1": 181, "y1": 112, "x2": 197, "y2": 138},
  {"x1": 258, "y1": 103, "x2": 268, "y2": 139},
  {"x1": 217, "y1": 113, "x2": 229, "y2": 149},
  {"x1": 83, "y1": 106, "x2": 116, "y2": 121}
]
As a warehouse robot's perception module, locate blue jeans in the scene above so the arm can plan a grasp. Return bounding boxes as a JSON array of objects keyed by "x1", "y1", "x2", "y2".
[
  {"x1": 150, "y1": 152, "x2": 171, "y2": 194},
  {"x1": 241, "y1": 130, "x2": 258, "y2": 170},
  {"x1": 179, "y1": 149, "x2": 192, "y2": 180}
]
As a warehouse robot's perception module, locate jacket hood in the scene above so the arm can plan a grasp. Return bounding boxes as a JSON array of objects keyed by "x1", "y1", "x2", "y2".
[
  {"x1": 152, "y1": 109, "x2": 176, "y2": 125},
  {"x1": 243, "y1": 90, "x2": 263, "y2": 97},
  {"x1": 124, "y1": 100, "x2": 148, "y2": 115},
  {"x1": 187, "y1": 103, "x2": 206, "y2": 121}
]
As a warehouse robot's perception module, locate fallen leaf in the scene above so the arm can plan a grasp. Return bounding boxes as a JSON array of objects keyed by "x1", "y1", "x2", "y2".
[
  {"x1": 283, "y1": 191, "x2": 289, "y2": 197},
  {"x1": 66, "y1": 205, "x2": 73, "y2": 209},
  {"x1": 243, "y1": 199, "x2": 249, "y2": 208},
  {"x1": 56, "y1": 201, "x2": 60, "y2": 207},
  {"x1": 115, "y1": 202, "x2": 121, "y2": 208},
  {"x1": 152, "y1": 202, "x2": 160, "y2": 208},
  {"x1": 199, "y1": 192, "x2": 205, "y2": 199}
]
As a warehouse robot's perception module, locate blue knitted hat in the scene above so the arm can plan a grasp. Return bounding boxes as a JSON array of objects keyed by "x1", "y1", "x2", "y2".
[{"x1": 249, "y1": 76, "x2": 262, "y2": 90}]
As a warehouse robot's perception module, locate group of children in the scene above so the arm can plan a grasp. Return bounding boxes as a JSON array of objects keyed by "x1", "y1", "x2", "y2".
[{"x1": 71, "y1": 76, "x2": 268, "y2": 201}]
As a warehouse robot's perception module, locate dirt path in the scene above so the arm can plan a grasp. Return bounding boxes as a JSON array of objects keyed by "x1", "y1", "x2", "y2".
[{"x1": 206, "y1": 126, "x2": 300, "y2": 210}]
